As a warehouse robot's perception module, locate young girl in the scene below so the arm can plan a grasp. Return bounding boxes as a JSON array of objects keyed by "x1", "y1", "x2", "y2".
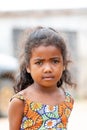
[{"x1": 8, "y1": 26, "x2": 75, "y2": 130}]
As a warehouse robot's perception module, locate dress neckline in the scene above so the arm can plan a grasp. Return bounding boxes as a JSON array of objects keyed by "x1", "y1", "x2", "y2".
[{"x1": 18, "y1": 91, "x2": 69, "y2": 107}]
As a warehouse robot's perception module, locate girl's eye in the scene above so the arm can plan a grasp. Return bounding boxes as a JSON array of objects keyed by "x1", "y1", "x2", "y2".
[
  {"x1": 35, "y1": 61, "x2": 43, "y2": 65},
  {"x1": 52, "y1": 60, "x2": 59, "y2": 64}
]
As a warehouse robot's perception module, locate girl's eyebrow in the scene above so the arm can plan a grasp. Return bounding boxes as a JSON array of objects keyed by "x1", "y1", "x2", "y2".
[
  {"x1": 33, "y1": 57, "x2": 44, "y2": 61},
  {"x1": 33, "y1": 56, "x2": 61, "y2": 61},
  {"x1": 50, "y1": 56, "x2": 61, "y2": 59}
]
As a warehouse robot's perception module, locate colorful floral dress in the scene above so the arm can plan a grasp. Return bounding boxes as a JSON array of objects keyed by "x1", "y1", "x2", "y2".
[{"x1": 12, "y1": 92, "x2": 74, "y2": 130}]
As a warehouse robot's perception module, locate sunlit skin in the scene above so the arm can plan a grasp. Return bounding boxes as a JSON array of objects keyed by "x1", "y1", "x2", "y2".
[{"x1": 27, "y1": 45, "x2": 65, "y2": 93}]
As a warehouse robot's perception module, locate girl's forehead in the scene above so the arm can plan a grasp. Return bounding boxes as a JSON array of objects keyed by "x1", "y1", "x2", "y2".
[{"x1": 31, "y1": 45, "x2": 62, "y2": 58}]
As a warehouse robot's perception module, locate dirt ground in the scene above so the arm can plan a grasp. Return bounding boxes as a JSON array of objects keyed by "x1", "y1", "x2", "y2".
[{"x1": 0, "y1": 100, "x2": 87, "y2": 130}]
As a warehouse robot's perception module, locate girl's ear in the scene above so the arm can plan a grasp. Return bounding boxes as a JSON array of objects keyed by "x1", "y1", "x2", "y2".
[{"x1": 26, "y1": 65, "x2": 30, "y2": 73}]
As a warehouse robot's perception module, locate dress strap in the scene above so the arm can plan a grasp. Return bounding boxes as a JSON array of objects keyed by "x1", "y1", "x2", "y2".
[
  {"x1": 10, "y1": 94, "x2": 25, "y2": 102},
  {"x1": 64, "y1": 91, "x2": 74, "y2": 109}
]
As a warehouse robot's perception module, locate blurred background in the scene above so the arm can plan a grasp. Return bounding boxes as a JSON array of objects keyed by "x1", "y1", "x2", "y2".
[{"x1": 0, "y1": 0, "x2": 87, "y2": 129}]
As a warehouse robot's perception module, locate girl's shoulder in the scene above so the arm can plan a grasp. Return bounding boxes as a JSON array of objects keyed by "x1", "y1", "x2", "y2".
[
  {"x1": 10, "y1": 93, "x2": 25, "y2": 102},
  {"x1": 61, "y1": 87, "x2": 74, "y2": 99},
  {"x1": 60, "y1": 87, "x2": 74, "y2": 106},
  {"x1": 9, "y1": 92, "x2": 26, "y2": 111},
  {"x1": 9, "y1": 93, "x2": 26, "y2": 116},
  {"x1": 10, "y1": 88, "x2": 30, "y2": 102},
  {"x1": 64, "y1": 91, "x2": 74, "y2": 111}
]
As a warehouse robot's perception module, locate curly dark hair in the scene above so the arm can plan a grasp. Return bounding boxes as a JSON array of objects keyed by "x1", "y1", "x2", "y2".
[{"x1": 14, "y1": 26, "x2": 76, "y2": 93}]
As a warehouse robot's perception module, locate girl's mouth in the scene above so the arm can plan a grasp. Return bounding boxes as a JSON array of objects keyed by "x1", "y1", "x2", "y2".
[{"x1": 42, "y1": 75, "x2": 54, "y2": 80}]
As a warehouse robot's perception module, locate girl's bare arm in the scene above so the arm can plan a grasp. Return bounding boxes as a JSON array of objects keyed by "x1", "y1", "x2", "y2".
[{"x1": 8, "y1": 98, "x2": 24, "y2": 130}]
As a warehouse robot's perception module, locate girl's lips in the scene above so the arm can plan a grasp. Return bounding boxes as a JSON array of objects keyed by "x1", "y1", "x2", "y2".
[{"x1": 42, "y1": 76, "x2": 54, "y2": 80}]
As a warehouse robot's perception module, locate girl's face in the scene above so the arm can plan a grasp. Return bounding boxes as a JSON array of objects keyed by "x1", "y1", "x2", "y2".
[{"x1": 27, "y1": 45, "x2": 65, "y2": 88}]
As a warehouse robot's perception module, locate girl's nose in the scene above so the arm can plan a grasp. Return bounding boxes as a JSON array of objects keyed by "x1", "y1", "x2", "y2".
[{"x1": 43, "y1": 64, "x2": 52, "y2": 73}]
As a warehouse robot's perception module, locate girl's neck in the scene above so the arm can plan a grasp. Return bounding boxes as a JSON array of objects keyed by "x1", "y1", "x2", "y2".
[{"x1": 32, "y1": 82, "x2": 59, "y2": 94}]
